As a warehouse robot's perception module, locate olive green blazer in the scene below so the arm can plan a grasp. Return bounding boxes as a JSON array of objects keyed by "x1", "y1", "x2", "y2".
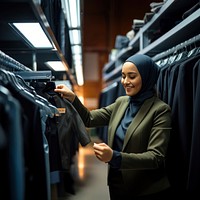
[{"x1": 73, "y1": 95, "x2": 172, "y2": 196}]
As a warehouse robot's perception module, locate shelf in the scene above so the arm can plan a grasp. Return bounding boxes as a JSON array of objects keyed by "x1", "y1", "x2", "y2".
[
  {"x1": 141, "y1": 0, "x2": 175, "y2": 32},
  {"x1": 103, "y1": 63, "x2": 122, "y2": 82},
  {"x1": 128, "y1": 29, "x2": 141, "y2": 50},
  {"x1": 103, "y1": 46, "x2": 134, "y2": 74},
  {"x1": 102, "y1": 0, "x2": 200, "y2": 84},
  {"x1": 139, "y1": 8, "x2": 200, "y2": 56},
  {"x1": 103, "y1": 60, "x2": 115, "y2": 74}
]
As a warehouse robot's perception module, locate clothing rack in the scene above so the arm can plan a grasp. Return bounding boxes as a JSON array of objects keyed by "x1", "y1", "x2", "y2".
[
  {"x1": 0, "y1": 50, "x2": 54, "y2": 80},
  {"x1": 0, "y1": 50, "x2": 31, "y2": 71},
  {"x1": 152, "y1": 33, "x2": 200, "y2": 62},
  {"x1": 15, "y1": 71, "x2": 54, "y2": 80},
  {"x1": 0, "y1": 50, "x2": 59, "y2": 200}
]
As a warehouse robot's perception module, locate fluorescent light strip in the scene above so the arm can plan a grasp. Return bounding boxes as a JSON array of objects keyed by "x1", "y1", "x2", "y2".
[
  {"x1": 66, "y1": 0, "x2": 80, "y2": 28},
  {"x1": 73, "y1": 53, "x2": 84, "y2": 85},
  {"x1": 45, "y1": 61, "x2": 67, "y2": 71},
  {"x1": 75, "y1": 63, "x2": 84, "y2": 86},
  {"x1": 12, "y1": 23, "x2": 53, "y2": 48},
  {"x1": 69, "y1": 29, "x2": 81, "y2": 45},
  {"x1": 73, "y1": 54, "x2": 82, "y2": 64},
  {"x1": 71, "y1": 45, "x2": 82, "y2": 54},
  {"x1": 61, "y1": 0, "x2": 84, "y2": 86}
]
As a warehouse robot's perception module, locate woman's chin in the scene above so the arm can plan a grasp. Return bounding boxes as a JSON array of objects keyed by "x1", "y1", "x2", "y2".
[{"x1": 125, "y1": 91, "x2": 132, "y2": 96}]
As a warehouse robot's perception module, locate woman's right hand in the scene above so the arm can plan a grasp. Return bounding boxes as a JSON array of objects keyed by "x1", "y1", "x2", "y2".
[
  {"x1": 54, "y1": 84, "x2": 75, "y2": 102},
  {"x1": 93, "y1": 142, "x2": 113, "y2": 163}
]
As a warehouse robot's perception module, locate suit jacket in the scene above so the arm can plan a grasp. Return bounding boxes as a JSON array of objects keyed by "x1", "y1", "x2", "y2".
[
  {"x1": 187, "y1": 58, "x2": 200, "y2": 196},
  {"x1": 44, "y1": 91, "x2": 91, "y2": 171},
  {"x1": 30, "y1": 82, "x2": 91, "y2": 171},
  {"x1": 73, "y1": 95, "x2": 172, "y2": 196}
]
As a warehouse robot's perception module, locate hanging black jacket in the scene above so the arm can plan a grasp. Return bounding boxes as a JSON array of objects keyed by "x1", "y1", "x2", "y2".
[{"x1": 31, "y1": 81, "x2": 91, "y2": 170}]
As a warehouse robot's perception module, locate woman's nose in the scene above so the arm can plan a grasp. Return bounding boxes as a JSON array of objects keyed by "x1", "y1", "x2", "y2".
[{"x1": 124, "y1": 78, "x2": 130, "y2": 84}]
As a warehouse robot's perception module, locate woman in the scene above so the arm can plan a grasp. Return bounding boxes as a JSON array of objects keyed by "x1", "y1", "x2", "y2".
[{"x1": 54, "y1": 54, "x2": 172, "y2": 200}]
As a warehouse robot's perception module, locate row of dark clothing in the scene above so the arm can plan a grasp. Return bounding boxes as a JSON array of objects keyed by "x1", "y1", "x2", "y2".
[
  {"x1": 0, "y1": 69, "x2": 91, "y2": 200},
  {"x1": 156, "y1": 47, "x2": 200, "y2": 197}
]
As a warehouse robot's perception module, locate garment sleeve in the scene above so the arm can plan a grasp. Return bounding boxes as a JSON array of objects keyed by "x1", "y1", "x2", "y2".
[
  {"x1": 72, "y1": 96, "x2": 93, "y2": 125},
  {"x1": 63, "y1": 98, "x2": 91, "y2": 146},
  {"x1": 108, "y1": 150, "x2": 122, "y2": 169}
]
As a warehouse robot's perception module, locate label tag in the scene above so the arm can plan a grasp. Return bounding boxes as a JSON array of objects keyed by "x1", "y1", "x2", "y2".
[{"x1": 57, "y1": 107, "x2": 66, "y2": 114}]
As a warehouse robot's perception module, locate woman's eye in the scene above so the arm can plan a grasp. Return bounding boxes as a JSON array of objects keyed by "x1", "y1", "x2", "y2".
[{"x1": 122, "y1": 74, "x2": 136, "y2": 80}]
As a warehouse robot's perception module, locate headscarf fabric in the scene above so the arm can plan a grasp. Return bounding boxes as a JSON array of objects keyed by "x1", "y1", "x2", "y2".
[{"x1": 125, "y1": 54, "x2": 159, "y2": 102}]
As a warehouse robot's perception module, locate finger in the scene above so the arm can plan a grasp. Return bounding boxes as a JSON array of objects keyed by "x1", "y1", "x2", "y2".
[
  {"x1": 93, "y1": 143, "x2": 105, "y2": 150},
  {"x1": 56, "y1": 85, "x2": 64, "y2": 89},
  {"x1": 54, "y1": 88, "x2": 61, "y2": 92},
  {"x1": 94, "y1": 149, "x2": 102, "y2": 156},
  {"x1": 97, "y1": 143, "x2": 107, "y2": 146},
  {"x1": 94, "y1": 146, "x2": 104, "y2": 152},
  {"x1": 94, "y1": 142, "x2": 106, "y2": 147}
]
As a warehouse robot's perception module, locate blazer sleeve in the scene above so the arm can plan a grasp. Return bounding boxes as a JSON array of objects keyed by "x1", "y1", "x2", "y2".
[{"x1": 72, "y1": 95, "x2": 117, "y2": 127}]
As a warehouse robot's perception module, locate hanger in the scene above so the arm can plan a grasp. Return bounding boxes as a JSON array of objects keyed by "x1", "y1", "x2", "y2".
[
  {"x1": 14, "y1": 71, "x2": 53, "y2": 81},
  {"x1": 153, "y1": 34, "x2": 200, "y2": 65},
  {"x1": 0, "y1": 68, "x2": 24, "y2": 91},
  {"x1": 15, "y1": 75, "x2": 59, "y2": 117},
  {"x1": 173, "y1": 42, "x2": 187, "y2": 62},
  {"x1": 186, "y1": 37, "x2": 199, "y2": 57}
]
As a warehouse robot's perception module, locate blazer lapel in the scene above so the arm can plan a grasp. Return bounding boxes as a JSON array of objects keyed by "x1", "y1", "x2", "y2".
[
  {"x1": 108, "y1": 98, "x2": 129, "y2": 147},
  {"x1": 122, "y1": 96, "x2": 155, "y2": 150}
]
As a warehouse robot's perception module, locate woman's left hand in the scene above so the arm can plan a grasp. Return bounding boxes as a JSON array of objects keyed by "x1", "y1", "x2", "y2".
[{"x1": 93, "y1": 142, "x2": 113, "y2": 163}]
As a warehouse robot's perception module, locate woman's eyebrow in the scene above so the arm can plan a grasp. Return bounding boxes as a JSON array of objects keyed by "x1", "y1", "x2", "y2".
[{"x1": 122, "y1": 71, "x2": 137, "y2": 75}]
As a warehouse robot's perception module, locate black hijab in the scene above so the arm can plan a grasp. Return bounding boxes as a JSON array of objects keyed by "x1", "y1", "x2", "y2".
[{"x1": 126, "y1": 54, "x2": 159, "y2": 102}]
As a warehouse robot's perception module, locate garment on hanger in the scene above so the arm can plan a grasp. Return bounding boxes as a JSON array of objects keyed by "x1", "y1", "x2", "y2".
[
  {"x1": 30, "y1": 81, "x2": 91, "y2": 171},
  {"x1": 187, "y1": 58, "x2": 200, "y2": 194},
  {"x1": 156, "y1": 44, "x2": 200, "y2": 197},
  {"x1": 0, "y1": 68, "x2": 55, "y2": 200},
  {"x1": 0, "y1": 85, "x2": 25, "y2": 200}
]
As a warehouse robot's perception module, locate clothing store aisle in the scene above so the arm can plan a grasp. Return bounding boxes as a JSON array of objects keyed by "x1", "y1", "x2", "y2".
[{"x1": 60, "y1": 136, "x2": 110, "y2": 200}]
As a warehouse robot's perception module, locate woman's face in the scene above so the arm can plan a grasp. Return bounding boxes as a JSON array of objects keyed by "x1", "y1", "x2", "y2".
[{"x1": 121, "y1": 62, "x2": 142, "y2": 96}]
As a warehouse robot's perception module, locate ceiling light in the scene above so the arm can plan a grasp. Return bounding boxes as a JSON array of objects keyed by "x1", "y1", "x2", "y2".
[
  {"x1": 71, "y1": 45, "x2": 82, "y2": 54},
  {"x1": 12, "y1": 23, "x2": 53, "y2": 48},
  {"x1": 61, "y1": 0, "x2": 84, "y2": 85},
  {"x1": 45, "y1": 61, "x2": 67, "y2": 71},
  {"x1": 73, "y1": 54, "x2": 82, "y2": 64},
  {"x1": 69, "y1": 29, "x2": 81, "y2": 44},
  {"x1": 75, "y1": 63, "x2": 84, "y2": 86},
  {"x1": 65, "y1": 0, "x2": 80, "y2": 28}
]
